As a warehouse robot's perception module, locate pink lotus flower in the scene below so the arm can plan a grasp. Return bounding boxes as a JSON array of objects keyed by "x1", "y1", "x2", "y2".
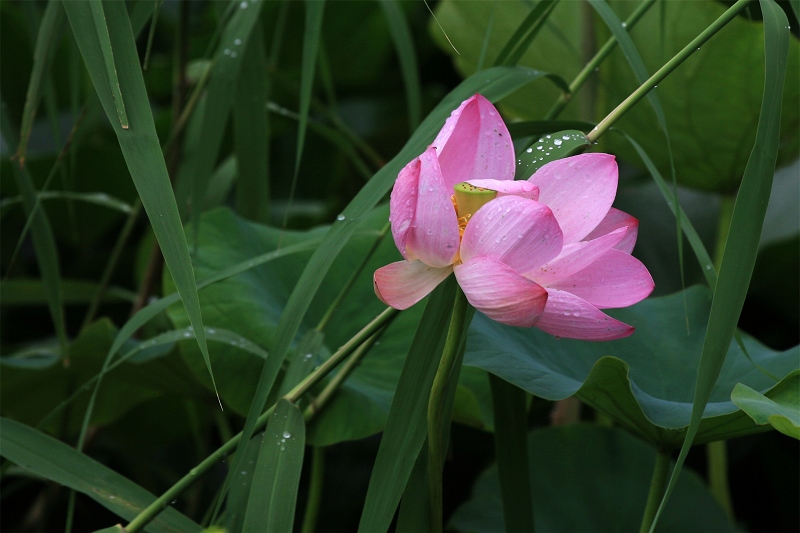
[{"x1": 374, "y1": 94, "x2": 654, "y2": 341}]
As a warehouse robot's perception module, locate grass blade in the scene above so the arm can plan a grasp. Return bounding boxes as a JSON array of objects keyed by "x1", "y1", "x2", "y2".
[
  {"x1": 0, "y1": 191, "x2": 133, "y2": 215},
  {"x1": 88, "y1": 0, "x2": 128, "y2": 129},
  {"x1": 1, "y1": 104, "x2": 68, "y2": 358},
  {"x1": 619, "y1": 132, "x2": 716, "y2": 287},
  {"x1": 588, "y1": 0, "x2": 668, "y2": 134},
  {"x1": 62, "y1": 0, "x2": 217, "y2": 396},
  {"x1": 282, "y1": 0, "x2": 326, "y2": 231},
  {"x1": 233, "y1": 23, "x2": 270, "y2": 223},
  {"x1": 494, "y1": 0, "x2": 559, "y2": 67},
  {"x1": 358, "y1": 278, "x2": 457, "y2": 532},
  {"x1": 379, "y1": 0, "x2": 422, "y2": 132},
  {"x1": 650, "y1": 2, "x2": 790, "y2": 529},
  {"x1": 0, "y1": 417, "x2": 202, "y2": 533},
  {"x1": 183, "y1": 0, "x2": 265, "y2": 238},
  {"x1": 489, "y1": 374, "x2": 534, "y2": 533},
  {"x1": 242, "y1": 399, "x2": 306, "y2": 532},
  {"x1": 16, "y1": 0, "x2": 66, "y2": 165},
  {"x1": 296, "y1": 0, "x2": 327, "y2": 177}
]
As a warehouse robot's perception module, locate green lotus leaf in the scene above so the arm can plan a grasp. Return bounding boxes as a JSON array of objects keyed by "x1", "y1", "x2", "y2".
[
  {"x1": 464, "y1": 286, "x2": 799, "y2": 449},
  {"x1": 164, "y1": 207, "x2": 492, "y2": 446},
  {"x1": 449, "y1": 425, "x2": 736, "y2": 532},
  {"x1": 731, "y1": 372, "x2": 800, "y2": 440}
]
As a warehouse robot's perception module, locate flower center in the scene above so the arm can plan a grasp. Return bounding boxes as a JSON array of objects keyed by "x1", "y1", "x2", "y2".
[{"x1": 451, "y1": 182, "x2": 498, "y2": 236}]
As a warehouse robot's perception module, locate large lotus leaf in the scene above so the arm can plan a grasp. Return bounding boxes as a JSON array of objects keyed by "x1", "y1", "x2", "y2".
[
  {"x1": 432, "y1": 1, "x2": 800, "y2": 192},
  {"x1": 430, "y1": 0, "x2": 585, "y2": 121},
  {"x1": 449, "y1": 424, "x2": 736, "y2": 532},
  {"x1": 731, "y1": 371, "x2": 800, "y2": 440},
  {"x1": 465, "y1": 286, "x2": 799, "y2": 449},
  {"x1": 599, "y1": 0, "x2": 800, "y2": 192},
  {"x1": 0, "y1": 320, "x2": 202, "y2": 435},
  {"x1": 164, "y1": 207, "x2": 491, "y2": 446}
]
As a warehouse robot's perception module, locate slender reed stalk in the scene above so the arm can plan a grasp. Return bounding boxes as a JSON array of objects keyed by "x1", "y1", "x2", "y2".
[
  {"x1": 639, "y1": 450, "x2": 671, "y2": 533},
  {"x1": 427, "y1": 287, "x2": 469, "y2": 532},
  {"x1": 706, "y1": 194, "x2": 737, "y2": 522},
  {"x1": 546, "y1": 0, "x2": 656, "y2": 120},
  {"x1": 587, "y1": 0, "x2": 754, "y2": 143},
  {"x1": 124, "y1": 307, "x2": 398, "y2": 533},
  {"x1": 300, "y1": 446, "x2": 325, "y2": 533},
  {"x1": 81, "y1": 199, "x2": 143, "y2": 329},
  {"x1": 315, "y1": 222, "x2": 390, "y2": 332}
]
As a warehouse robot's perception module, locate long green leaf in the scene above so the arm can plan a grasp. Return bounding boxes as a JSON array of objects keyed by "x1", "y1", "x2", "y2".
[
  {"x1": 62, "y1": 0, "x2": 216, "y2": 393},
  {"x1": 233, "y1": 23, "x2": 270, "y2": 223},
  {"x1": 494, "y1": 0, "x2": 559, "y2": 67},
  {"x1": 1, "y1": 279, "x2": 135, "y2": 305},
  {"x1": 294, "y1": 0, "x2": 326, "y2": 179},
  {"x1": 619, "y1": 132, "x2": 716, "y2": 287},
  {"x1": 1, "y1": 104, "x2": 68, "y2": 358},
  {"x1": 650, "y1": 2, "x2": 790, "y2": 529},
  {"x1": 280, "y1": 0, "x2": 326, "y2": 234},
  {"x1": 489, "y1": 374, "x2": 534, "y2": 533},
  {"x1": 17, "y1": 0, "x2": 66, "y2": 164},
  {"x1": 379, "y1": 0, "x2": 422, "y2": 132},
  {"x1": 182, "y1": 0, "x2": 265, "y2": 237},
  {"x1": 228, "y1": 66, "x2": 562, "y2": 532},
  {"x1": 588, "y1": 0, "x2": 668, "y2": 134},
  {"x1": 243, "y1": 399, "x2": 306, "y2": 532},
  {"x1": 0, "y1": 418, "x2": 202, "y2": 533},
  {"x1": 358, "y1": 278, "x2": 457, "y2": 532},
  {"x1": 0, "y1": 191, "x2": 133, "y2": 215},
  {"x1": 87, "y1": 0, "x2": 128, "y2": 128}
]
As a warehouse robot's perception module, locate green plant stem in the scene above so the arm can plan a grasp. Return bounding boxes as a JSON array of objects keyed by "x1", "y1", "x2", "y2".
[
  {"x1": 707, "y1": 440, "x2": 734, "y2": 522},
  {"x1": 124, "y1": 306, "x2": 398, "y2": 533},
  {"x1": 315, "y1": 222, "x2": 390, "y2": 332},
  {"x1": 586, "y1": 0, "x2": 754, "y2": 143},
  {"x1": 706, "y1": 195, "x2": 736, "y2": 522},
  {"x1": 639, "y1": 450, "x2": 671, "y2": 533},
  {"x1": 304, "y1": 326, "x2": 389, "y2": 419},
  {"x1": 300, "y1": 446, "x2": 325, "y2": 533},
  {"x1": 81, "y1": 199, "x2": 143, "y2": 329},
  {"x1": 546, "y1": 0, "x2": 656, "y2": 120},
  {"x1": 427, "y1": 287, "x2": 469, "y2": 533}
]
